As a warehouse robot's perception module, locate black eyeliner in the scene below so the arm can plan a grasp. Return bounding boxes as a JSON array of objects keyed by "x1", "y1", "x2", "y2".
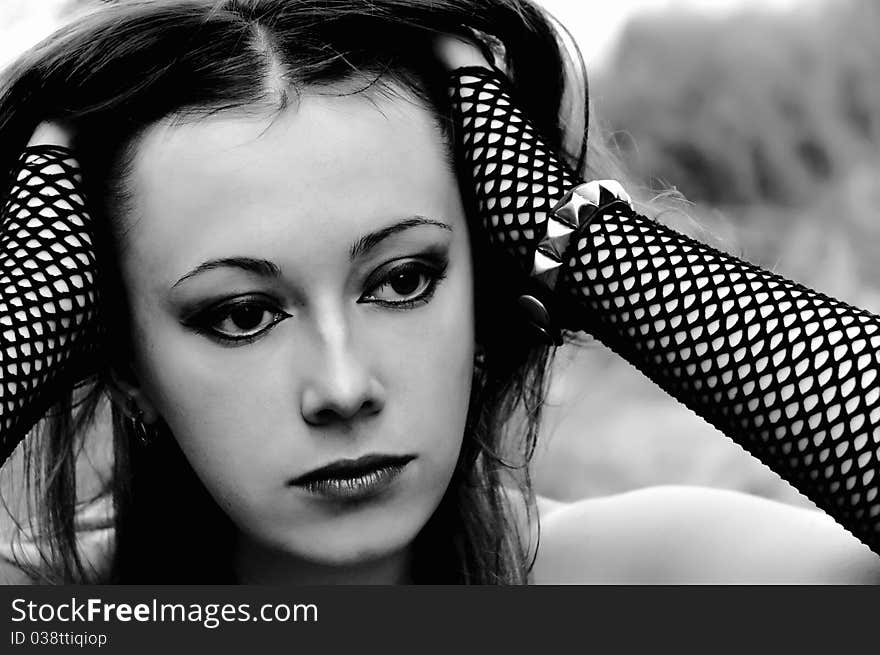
[
  {"x1": 181, "y1": 293, "x2": 291, "y2": 345},
  {"x1": 179, "y1": 247, "x2": 451, "y2": 346},
  {"x1": 360, "y1": 251, "x2": 450, "y2": 309}
]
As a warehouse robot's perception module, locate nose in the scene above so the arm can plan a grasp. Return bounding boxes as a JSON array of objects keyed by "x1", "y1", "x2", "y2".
[{"x1": 300, "y1": 321, "x2": 386, "y2": 427}]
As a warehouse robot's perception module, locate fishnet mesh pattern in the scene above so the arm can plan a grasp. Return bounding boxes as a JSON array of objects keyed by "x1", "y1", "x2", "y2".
[
  {"x1": 0, "y1": 146, "x2": 100, "y2": 467},
  {"x1": 450, "y1": 68, "x2": 880, "y2": 554},
  {"x1": 449, "y1": 67, "x2": 579, "y2": 270},
  {"x1": 563, "y1": 204, "x2": 880, "y2": 552}
]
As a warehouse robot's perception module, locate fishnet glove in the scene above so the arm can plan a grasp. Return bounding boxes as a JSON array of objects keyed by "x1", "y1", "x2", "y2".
[
  {"x1": 450, "y1": 67, "x2": 880, "y2": 554},
  {"x1": 0, "y1": 146, "x2": 100, "y2": 467}
]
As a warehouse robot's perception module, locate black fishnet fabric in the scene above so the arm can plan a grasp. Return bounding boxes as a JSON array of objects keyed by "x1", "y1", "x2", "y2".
[
  {"x1": 0, "y1": 146, "x2": 100, "y2": 467},
  {"x1": 449, "y1": 67, "x2": 579, "y2": 270},
  {"x1": 450, "y1": 67, "x2": 880, "y2": 554}
]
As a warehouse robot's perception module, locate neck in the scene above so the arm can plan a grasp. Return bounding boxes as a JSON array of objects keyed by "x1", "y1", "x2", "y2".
[{"x1": 232, "y1": 535, "x2": 414, "y2": 585}]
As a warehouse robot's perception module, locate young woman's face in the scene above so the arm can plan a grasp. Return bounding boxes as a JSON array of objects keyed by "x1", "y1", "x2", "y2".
[{"x1": 118, "y1": 86, "x2": 475, "y2": 568}]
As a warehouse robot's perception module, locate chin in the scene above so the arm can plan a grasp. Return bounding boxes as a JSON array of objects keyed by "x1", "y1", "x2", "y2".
[
  {"x1": 300, "y1": 535, "x2": 409, "y2": 568},
  {"x1": 269, "y1": 492, "x2": 436, "y2": 568},
  {"x1": 263, "y1": 521, "x2": 419, "y2": 572}
]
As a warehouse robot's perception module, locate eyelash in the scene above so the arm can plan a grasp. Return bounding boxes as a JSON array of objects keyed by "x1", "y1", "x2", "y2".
[
  {"x1": 360, "y1": 259, "x2": 448, "y2": 309},
  {"x1": 184, "y1": 294, "x2": 291, "y2": 345},
  {"x1": 185, "y1": 257, "x2": 448, "y2": 344}
]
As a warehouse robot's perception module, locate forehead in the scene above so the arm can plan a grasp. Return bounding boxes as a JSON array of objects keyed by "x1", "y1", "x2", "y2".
[{"x1": 124, "y1": 89, "x2": 459, "y2": 287}]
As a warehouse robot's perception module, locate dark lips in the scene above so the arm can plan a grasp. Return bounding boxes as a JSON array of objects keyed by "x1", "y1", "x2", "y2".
[{"x1": 289, "y1": 454, "x2": 416, "y2": 500}]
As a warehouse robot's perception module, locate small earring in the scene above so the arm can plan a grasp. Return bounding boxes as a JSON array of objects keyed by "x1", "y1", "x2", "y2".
[
  {"x1": 128, "y1": 402, "x2": 152, "y2": 447},
  {"x1": 474, "y1": 345, "x2": 487, "y2": 369}
]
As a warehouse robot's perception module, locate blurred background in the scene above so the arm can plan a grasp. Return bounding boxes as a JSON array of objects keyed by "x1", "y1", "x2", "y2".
[{"x1": 1, "y1": 0, "x2": 879, "y2": 511}]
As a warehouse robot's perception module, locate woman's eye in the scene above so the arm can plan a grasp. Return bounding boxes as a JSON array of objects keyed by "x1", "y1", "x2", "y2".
[
  {"x1": 189, "y1": 298, "x2": 290, "y2": 342},
  {"x1": 216, "y1": 304, "x2": 275, "y2": 335},
  {"x1": 362, "y1": 261, "x2": 447, "y2": 307}
]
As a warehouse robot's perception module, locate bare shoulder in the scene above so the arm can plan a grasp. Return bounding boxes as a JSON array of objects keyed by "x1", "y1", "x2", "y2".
[
  {"x1": 0, "y1": 496, "x2": 113, "y2": 585},
  {"x1": 531, "y1": 485, "x2": 880, "y2": 584},
  {"x1": 0, "y1": 545, "x2": 33, "y2": 584},
  {"x1": 535, "y1": 494, "x2": 567, "y2": 518}
]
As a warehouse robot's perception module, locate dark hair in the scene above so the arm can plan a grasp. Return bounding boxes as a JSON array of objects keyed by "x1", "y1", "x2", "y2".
[{"x1": 0, "y1": 0, "x2": 626, "y2": 584}]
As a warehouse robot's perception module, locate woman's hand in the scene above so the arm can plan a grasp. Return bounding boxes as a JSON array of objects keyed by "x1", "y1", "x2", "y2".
[
  {"x1": 27, "y1": 121, "x2": 74, "y2": 149},
  {"x1": 1, "y1": 117, "x2": 100, "y2": 464},
  {"x1": 433, "y1": 31, "x2": 507, "y2": 73},
  {"x1": 444, "y1": 51, "x2": 580, "y2": 270}
]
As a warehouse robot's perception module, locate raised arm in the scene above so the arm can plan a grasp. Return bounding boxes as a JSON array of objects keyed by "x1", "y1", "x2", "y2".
[
  {"x1": 447, "y1": 65, "x2": 880, "y2": 555},
  {"x1": 0, "y1": 124, "x2": 100, "y2": 466}
]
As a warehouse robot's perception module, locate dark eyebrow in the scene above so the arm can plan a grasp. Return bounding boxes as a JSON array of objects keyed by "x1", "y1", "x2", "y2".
[
  {"x1": 172, "y1": 257, "x2": 280, "y2": 288},
  {"x1": 171, "y1": 217, "x2": 451, "y2": 289},
  {"x1": 349, "y1": 216, "x2": 452, "y2": 260}
]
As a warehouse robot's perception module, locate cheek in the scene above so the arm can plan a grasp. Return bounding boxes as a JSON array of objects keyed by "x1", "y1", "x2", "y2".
[
  {"x1": 122, "y1": 280, "x2": 306, "y2": 531},
  {"x1": 391, "y1": 264, "x2": 475, "y2": 455},
  {"x1": 130, "y1": 323, "x2": 290, "y2": 521}
]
